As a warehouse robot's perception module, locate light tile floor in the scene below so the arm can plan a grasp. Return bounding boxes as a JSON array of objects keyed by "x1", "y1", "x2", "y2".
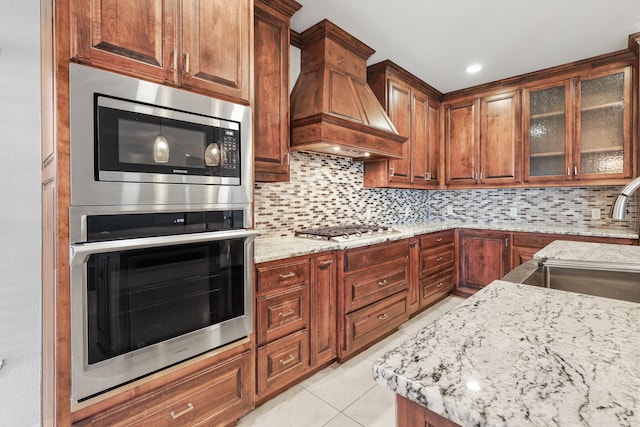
[{"x1": 238, "y1": 296, "x2": 464, "y2": 427}]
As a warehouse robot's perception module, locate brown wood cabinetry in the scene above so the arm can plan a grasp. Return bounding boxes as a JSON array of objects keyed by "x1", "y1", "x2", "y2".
[
  {"x1": 524, "y1": 64, "x2": 634, "y2": 184},
  {"x1": 444, "y1": 91, "x2": 521, "y2": 187},
  {"x1": 365, "y1": 61, "x2": 442, "y2": 189},
  {"x1": 338, "y1": 240, "x2": 410, "y2": 360},
  {"x1": 417, "y1": 230, "x2": 456, "y2": 309},
  {"x1": 74, "y1": 346, "x2": 254, "y2": 426},
  {"x1": 71, "y1": 0, "x2": 252, "y2": 104},
  {"x1": 457, "y1": 229, "x2": 510, "y2": 296},
  {"x1": 253, "y1": 0, "x2": 301, "y2": 182},
  {"x1": 255, "y1": 252, "x2": 336, "y2": 402}
]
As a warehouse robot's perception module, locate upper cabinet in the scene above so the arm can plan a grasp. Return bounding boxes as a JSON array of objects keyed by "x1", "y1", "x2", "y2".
[
  {"x1": 71, "y1": 0, "x2": 252, "y2": 104},
  {"x1": 365, "y1": 61, "x2": 442, "y2": 189},
  {"x1": 253, "y1": 0, "x2": 301, "y2": 182},
  {"x1": 524, "y1": 65, "x2": 633, "y2": 183},
  {"x1": 444, "y1": 90, "x2": 521, "y2": 187}
]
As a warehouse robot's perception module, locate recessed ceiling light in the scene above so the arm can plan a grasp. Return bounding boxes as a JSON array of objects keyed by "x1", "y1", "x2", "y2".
[{"x1": 465, "y1": 64, "x2": 482, "y2": 74}]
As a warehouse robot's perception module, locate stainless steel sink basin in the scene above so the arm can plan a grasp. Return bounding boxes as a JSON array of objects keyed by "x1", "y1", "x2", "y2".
[{"x1": 504, "y1": 260, "x2": 640, "y2": 303}]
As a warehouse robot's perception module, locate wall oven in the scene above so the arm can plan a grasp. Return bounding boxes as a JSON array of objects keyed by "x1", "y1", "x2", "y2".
[{"x1": 68, "y1": 64, "x2": 256, "y2": 404}]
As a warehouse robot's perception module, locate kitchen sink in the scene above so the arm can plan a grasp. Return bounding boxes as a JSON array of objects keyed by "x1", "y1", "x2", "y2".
[{"x1": 503, "y1": 260, "x2": 640, "y2": 303}]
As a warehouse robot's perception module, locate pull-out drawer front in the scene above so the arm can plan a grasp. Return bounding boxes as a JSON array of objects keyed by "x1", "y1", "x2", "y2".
[
  {"x1": 420, "y1": 245, "x2": 454, "y2": 277},
  {"x1": 257, "y1": 329, "x2": 309, "y2": 395},
  {"x1": 344, "y1": 260, "x2": 408, "y2": 312},
  {"x1": 344, "y1": 240, "x2": 409, "y2": 273},
  {"x1": 256, "y1": 285, "x2": 309, "y2": 346},
  {"x1": 344, "y1": 291, "x2": 408, "y2": 356},
  {"x1": 420, "y1": 269, "x2": 454, "y2": 307},
  {"x1": 257, "y1": 260, "x2": 310, "y2": 294},
  {"x1": 77, "y1": 351, "x2": 253, "y2": 427},
  {"x1": 419, "y1": 230, "x2": 454, "y2": 249}
]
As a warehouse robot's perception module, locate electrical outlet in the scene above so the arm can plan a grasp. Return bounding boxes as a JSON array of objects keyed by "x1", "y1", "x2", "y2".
[
  {"x1": 509, "y1": 207, "x2": 518, "y2": 217},
  {"x1": 591, "y1": 208, "x2": 601, "y2": 220},
  {"x1": 446, "y1": 206, "x2": 454, "y2": 215},
  {"x1": 365, "y1": 208, "x2": 372, "y2": 221},
  {"x1": 404, "y1": 206, "x2": 412, "y2": 217}
]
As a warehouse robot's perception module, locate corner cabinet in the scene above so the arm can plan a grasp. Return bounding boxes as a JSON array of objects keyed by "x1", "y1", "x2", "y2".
[
  {"x1": 71, "y1": 0, "x2": 252, "y2": 104},
  {"x1": 524, "y1": 64, "x2": 634, "y2": 183},
  {"x1": 444, "y1": 91, "x2": 521, "y2": 187},
  {"x1": 253, "y1": 0, "x2": 301, "y2": 182},
  {"x1": 457, "y1": 229, "x2": 510, "y2": 297},
  {"x1": 365, "y1": 61, "x2": 442, "y2": 189}
]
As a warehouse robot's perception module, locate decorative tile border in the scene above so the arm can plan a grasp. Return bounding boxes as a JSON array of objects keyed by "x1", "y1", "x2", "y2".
[{"x1": 254, "y1": 152, "x2": 637, "y2": 238}]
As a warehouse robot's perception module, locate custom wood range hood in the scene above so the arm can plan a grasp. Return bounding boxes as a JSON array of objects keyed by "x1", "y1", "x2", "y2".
[{"x1": 290, "y1": 20, "x2": 407, "y2": 160}]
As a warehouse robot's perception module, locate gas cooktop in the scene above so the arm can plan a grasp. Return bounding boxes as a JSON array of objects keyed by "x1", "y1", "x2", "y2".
[{"x1": 295, "y1": 224, "x2": 400, "y2": 242}]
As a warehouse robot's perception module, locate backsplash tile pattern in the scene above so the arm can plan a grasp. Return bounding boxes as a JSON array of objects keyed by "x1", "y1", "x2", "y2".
[{"x1": 254, "y1": 152, "x2": 637, "y2": 238}]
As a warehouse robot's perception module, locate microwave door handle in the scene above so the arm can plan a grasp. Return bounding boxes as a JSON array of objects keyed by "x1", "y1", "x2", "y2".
[{"x1": 69, "y1": 229, "x2": 261, "y2": 265}]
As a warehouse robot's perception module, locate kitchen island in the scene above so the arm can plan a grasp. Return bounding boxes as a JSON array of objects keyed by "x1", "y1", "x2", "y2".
[{"x1": 372, "y1": 280, "x2": 640, "y2": 426}]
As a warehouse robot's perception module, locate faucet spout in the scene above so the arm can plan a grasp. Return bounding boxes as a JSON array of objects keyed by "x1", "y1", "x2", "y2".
[{"x1": 611, "y1": 176, "x2": 640, "y2": 220}]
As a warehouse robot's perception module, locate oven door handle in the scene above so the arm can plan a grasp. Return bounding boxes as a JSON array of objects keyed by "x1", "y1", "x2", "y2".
[{"x1": 69, "y1": 229, "x2": 260, "y2": 265}]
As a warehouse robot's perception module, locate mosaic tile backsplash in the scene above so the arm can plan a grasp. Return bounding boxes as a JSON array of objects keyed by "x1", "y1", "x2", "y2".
[{"x1": 254, "y1": 152, "x2": 637, "y2": 238}]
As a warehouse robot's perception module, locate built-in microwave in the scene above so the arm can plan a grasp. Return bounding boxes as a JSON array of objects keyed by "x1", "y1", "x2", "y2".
[{"x1": 69, "y1": 63, "x2": 252, "y2": 207}]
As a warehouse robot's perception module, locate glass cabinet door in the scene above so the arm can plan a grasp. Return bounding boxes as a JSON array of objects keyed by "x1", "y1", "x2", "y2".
[
  {"x1": 526, "y1": 82, "x2": 571, "y2": 180},
  {"x1": 577, "y1": 69, "x2": 629, "y2": 177}
]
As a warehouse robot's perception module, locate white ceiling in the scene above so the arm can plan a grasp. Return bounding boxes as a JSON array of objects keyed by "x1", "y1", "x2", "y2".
[{"x1": 290, "y1": 0, "x2": 640, "y2": 93}]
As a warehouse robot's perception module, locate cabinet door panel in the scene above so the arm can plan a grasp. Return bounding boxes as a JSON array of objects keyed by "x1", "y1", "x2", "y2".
[
  {"x1": 310, "y1": 254, "x2": 337, "y2": 366},
  {"x1": 411, "y1": 91, "x2": 429, "y2": 183},
  {"x1": 480, "y1": 91, "x2": 521, "y2": 184},
  {"x1": 181, "y1": 0, "x2": 250, "y2": 102},
  {"x1": 445, "y1": 100, "x2": 479, "y2": 185},
  {"x1": 459, "y1": 230, "x2": 509, "y2": 291},
  {"x1": 387, "y1": 79, "x2": 412, "y2": 183},
  {"x1": 71, "y1": 0, "x2": 177, "y2": 83}
]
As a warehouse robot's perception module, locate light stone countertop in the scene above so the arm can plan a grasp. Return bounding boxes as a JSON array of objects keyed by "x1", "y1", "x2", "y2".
[
  {"x1": 372, "y1": 280, "x2": 640, "y2": 427},
  {"x1": 254, "y1": 221, "x2": 638, "y2": 264},
  {"x1": 534, "y1": 239, "x2": 640, "y2": 269}
]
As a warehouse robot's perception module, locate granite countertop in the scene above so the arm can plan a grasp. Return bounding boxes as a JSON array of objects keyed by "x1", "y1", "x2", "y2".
[
  {"x1": 535, "y1": 240, "x2": 640, "y2": 270},
  {"x1": 254, "y1": 221, "x2": 638, "y2": 264},
  {"x1": 372, "y1": 280, "x2": 640, "y2": 427}
]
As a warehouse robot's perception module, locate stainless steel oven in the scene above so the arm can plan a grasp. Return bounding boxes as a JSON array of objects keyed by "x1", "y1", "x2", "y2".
[{"x1": 69, "y1": 207, "x2": 259, "y2": 403}]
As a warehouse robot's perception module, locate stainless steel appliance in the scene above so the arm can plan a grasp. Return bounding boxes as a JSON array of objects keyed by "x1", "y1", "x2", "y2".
[
  {"x1": 68, "y1": 64, "x2": 256, "y2": 404},
  {"x1": 69, "y1": 63, "x2": 252, "y2": 207},
  {"x1": 295, "y1": 224, "x2": 399, "y2": 242}
]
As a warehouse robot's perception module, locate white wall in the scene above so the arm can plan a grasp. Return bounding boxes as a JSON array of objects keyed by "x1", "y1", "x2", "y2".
[{"x1": 0, "y1": 1, "x2": 42, "y2": 426}]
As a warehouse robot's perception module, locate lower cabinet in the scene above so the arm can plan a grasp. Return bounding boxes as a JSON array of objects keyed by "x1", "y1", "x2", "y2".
[
  {"x1": 417, "y1": 230, "x2": 456, "y2": 309},
  {"x1": 338, "y1": 240, "x2": 411, "y2": 360},
  {"x1": 457, "y1": 229, "x2": 510, "y2": 296},
  {"x1": 74, "y1": 348, "x2": 254, "y2": 427},
  {"x1": 255, "y1": 252, "x2": 336, "y2": 402}
]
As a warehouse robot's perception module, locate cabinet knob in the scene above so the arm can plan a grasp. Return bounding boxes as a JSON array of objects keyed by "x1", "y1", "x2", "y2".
[
  {"x1": 378, "y1": 279, "x2": 389, "y2": 286},
  {"x1": 170, "y1": 403, "x2": 194, "y2": 420},
  {"x1": 279, "y1": 272, "x2": 296, "y2": 280}
]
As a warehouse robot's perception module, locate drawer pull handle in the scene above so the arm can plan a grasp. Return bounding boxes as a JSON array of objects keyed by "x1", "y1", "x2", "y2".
[
  {"x1": 437, "y1": 282, "x2": 444, "y2": 288},
  {"x1": 378, "y1": 279, "x2": 389, "y2": 286},
  {"x1": 378, "y1": 313, "x2": 389, "y2": 321},
  {"x1": 436, "y1": 257, "x2": 443, "y2": 262},
  {"x1": 319, "y1": 259, "x2": 334, "y2": 266},
  {"x1": 279, "y1": 272, "x2": 296, "y2": 280},
  {"x1": 280, "y1": 355, "x2": 295, "y2": 365},
  {"x1": 436, "y1": 237, "x2": 443, "y2": 242},
  {"x1": 170, "y1": 403, "x2": 194, "y2": 420},
  {"x1": 279, "y1": 309, "x2": 295, "y2": 318}
]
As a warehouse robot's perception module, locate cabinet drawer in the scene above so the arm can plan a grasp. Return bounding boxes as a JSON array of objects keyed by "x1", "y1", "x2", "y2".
[
  {"x1": 77, "y1": 351, "x2": 253, "y2": 427},
  {"x1": 344, "y1": 291, "x2": 408, "y2": 356},
  {"x1": 257, "y1": 329, "x2": 309, "y2": 396},
  {"x1": 344, "y1": 240, "x2": 409, "y2": 273},
  {"x1": 257, "y1": 259, "x2": 310, "y2": 294},
  {"x1": 420, "y1": 269, "x2": 454, "y2": 307},
  {"x1": 419, "y1": 230, "x2": 454, "y2": 249},
  {"x1": 420, "y1": 245, "x2": 454, "y2": 277},
  {"x1": 344, "y1": 260, "x2": 408, "y2": 312},
  {"x1": 256, "y1": 285, "x2": 309, "y2": 346}
]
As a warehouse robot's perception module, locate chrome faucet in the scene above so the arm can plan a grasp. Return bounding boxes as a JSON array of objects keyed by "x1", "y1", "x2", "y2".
[{"x1": 611, "y1": 176, "x2": 640, "y2": 219}]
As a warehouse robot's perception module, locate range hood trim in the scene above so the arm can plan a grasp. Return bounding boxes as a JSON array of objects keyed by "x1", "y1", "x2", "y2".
[{"x1": 290, "y1": 19, "x2": 407, "y2": 161}]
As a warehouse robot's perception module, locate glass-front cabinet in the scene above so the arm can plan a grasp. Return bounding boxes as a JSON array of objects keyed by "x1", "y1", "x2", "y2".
[{"x1": 524, "y1": 66, "x2": 633, "y2": 183}]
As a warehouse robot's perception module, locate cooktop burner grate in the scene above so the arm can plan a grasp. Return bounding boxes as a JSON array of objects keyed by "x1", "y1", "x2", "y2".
[{"x1": 295, "y1": 224, "x2": 398, "y2": 241}]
